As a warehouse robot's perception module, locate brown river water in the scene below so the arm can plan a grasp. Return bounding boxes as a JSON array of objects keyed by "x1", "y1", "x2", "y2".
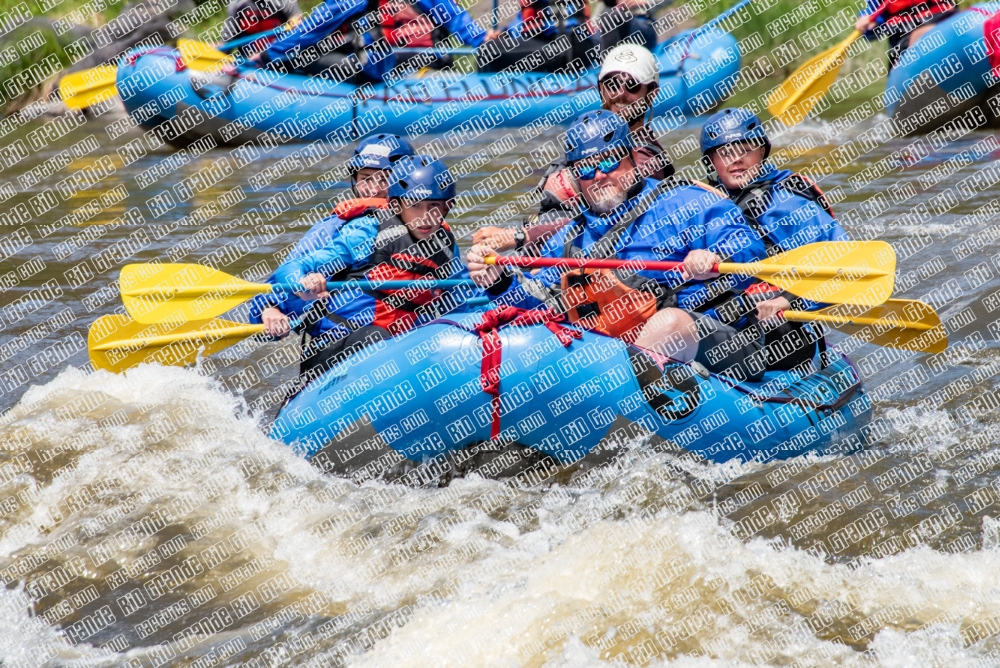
[{"x1": 3, "y1": 85, "x2": 1000, "y2": 666}]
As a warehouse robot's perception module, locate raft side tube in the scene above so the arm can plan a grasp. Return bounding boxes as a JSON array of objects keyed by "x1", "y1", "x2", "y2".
[{"x1": 271, "y1": 319, "x2": 871, "y2": 482}]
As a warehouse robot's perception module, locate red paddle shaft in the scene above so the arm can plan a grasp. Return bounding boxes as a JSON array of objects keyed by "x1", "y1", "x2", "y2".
[{"x1": 486, "y1": 255, "x2": 710, "y2": 272}]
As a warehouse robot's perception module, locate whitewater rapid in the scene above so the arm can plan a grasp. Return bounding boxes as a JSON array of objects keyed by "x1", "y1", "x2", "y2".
[{"x1": 1, "y1": 364, "x2": 999, "y2": 667}]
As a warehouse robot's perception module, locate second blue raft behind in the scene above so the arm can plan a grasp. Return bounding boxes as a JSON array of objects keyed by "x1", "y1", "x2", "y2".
[{"x1": 115, "y1": 29, "x2": 741, "y2": 147}]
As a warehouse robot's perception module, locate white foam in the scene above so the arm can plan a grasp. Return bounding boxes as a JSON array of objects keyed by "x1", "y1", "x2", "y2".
[{"x1": 2, "y1": 365, "x2": 1000, "y2": 665}]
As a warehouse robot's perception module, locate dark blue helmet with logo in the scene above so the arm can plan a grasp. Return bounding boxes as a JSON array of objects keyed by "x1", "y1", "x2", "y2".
[
  {"x1": 700, "y1": 107, "x2": 771, "y2": 159},
  {"x1": 564, "y1": 110, "x2": 633, "y2": 163},
  {"x1": 388, "y1": 155, "x2": 456, "y2": 203},
  {"x1": 348, "y1": 134, "x2": 415, "y2": 173}
]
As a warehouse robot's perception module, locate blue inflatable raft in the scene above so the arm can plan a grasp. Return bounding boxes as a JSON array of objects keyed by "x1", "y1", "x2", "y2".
[
  {"x1": 270, "y1": 310, "x2": 872, "y2": 483},
  {"x1": 885, "y1": 3, "x2": 1000, "y2": 135},
  {"x1": 115, "y1": 30, "x2": 741, "y2": 147}
]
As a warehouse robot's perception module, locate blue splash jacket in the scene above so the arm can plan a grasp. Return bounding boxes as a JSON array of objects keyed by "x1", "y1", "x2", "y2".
[
  {"x1": 263, "y1": 0, "x2": 486, "y2": 81},
  {"x1": 722, "y1": 164, "x2": 848, "y2": 312},
  {"x1": 249, "y1": 214, "x2": 472, "y2": 338},
  {"x1": 485, "y1": 178, "x2": 767, "y2": 319}
]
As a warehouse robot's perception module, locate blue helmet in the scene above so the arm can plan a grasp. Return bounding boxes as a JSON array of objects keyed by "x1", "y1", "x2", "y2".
[
  {"x1": 348, "y1": 134, "x2": 415, "y2": 173},
  {"x1": 564, "y1": 110, "x2": 633, "y2": 163},
  {"x1": 388, "y1": 155, "x2": 456, "y2": 203},
  {"x1": 700, "y1": 108, "x2": 771, "y2": 158}
]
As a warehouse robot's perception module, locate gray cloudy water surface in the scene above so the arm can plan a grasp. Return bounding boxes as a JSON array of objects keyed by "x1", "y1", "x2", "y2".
[{"x1": 3, "y1": 96, "x2": 1000, "y2": 667}]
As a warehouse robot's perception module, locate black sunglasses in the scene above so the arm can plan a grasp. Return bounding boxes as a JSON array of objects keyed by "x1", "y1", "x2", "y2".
[{"x1": 600, "y1": 74, "x2": 644, "y2": 95}]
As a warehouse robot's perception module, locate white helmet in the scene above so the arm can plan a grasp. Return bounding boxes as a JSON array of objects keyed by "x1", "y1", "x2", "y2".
[{"x1": 599, "y1": 44, "x2": 659, "y2": 86}]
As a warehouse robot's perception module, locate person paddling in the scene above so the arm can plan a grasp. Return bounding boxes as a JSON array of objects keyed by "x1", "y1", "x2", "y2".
[
  {"x1": 467, "y1": 110, "x2": 768, "y2": 382},
  {"x1": 288, "y1": 133, "x2": 415, "y2": 262},
  {"x1": 854, "y1": 0, "x2": 956, "y2": 69},
  {"x1": 595, "y1": 0, "x2": 658, "y2": 52},
  {"x1": 253, "y1": 155, "x2": 471, "y2": 375},
  {"x1": 700, "y1": 107, "x2": 848, "y2": 370},
  {"x1": 248, "y1": 0, "x2": 486, "y2": 82},
  {"x1": 221, "y1": 0, "x2": 301, "y2": 55},
  {"x1": 251, "y1": 133, "x2": 414, "y2": 361},
  {"x1": 476, "y1": 0, "x2": 597, "y2": 73},
  {"x1": 473, "y1": 44, "x2": 670, "y2": 253}
]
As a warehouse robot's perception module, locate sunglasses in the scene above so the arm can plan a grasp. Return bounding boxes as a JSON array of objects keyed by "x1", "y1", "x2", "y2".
[
  {"x1": 573, "y1": 153, "x2": 625, "y2": 180},
  {"x1": 600, "y1": 74, "x2": 644, "y2": 95}
]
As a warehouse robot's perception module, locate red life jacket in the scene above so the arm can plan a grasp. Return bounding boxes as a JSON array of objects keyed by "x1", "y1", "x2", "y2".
[
  {"x1": 520, "y1": 0, "x2": 590, "y2": 35},
  {"x1": 378, "y1": 0, "x2": 436, "y2": 47},
  {"x1": 334, "y1": 197, "x2": 387, "y2": 220},
  {"x1": 230, "y1": 0, "x2": 292, "y2": 36},
  {"x1": 349, "y1": 216, "x2": 458, "y2": 334},
  {"x1": 237, "y1": 11, "x2": 284, "y2": 34},
  {"x1": 877, "y1": 0, "x2": 955, "y2": 26}
]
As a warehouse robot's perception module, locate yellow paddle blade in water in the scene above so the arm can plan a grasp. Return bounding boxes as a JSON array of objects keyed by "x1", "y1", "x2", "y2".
[
  {"x1": 784, "y1": 299, "x2": 947, "y2": 353},
  {"x1": 59, "y1": 65, "x2": 118, "y2": 110},
  {"x1": 120, "y1": 263, "x2": 274, "y2": 325},
  {"x1": 177, "y1": 38, "x2": 234, "y2": 71},
  {"x1": 718, "y1": 241, "x2": 895, "y2": 306},
  {"x1": 767, "y1": 31, "x2": 862, "y2": 126},
  {"x1": 88, "y1": 314, "x2": 266, "y2": 372}
]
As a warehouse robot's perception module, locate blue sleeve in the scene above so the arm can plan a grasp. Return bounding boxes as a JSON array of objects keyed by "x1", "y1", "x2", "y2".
[
  {"x1": 274, "y1": 215, "x2": 379, "y2": 286},
  {"x1": 703, "y1": 199, "x2": 766, "y2": 266},
  {"x1": 265, "y1": 0, "x2": 366, "y2": 62},
  {"x1": 756, "y1": 197, "x2": 849, "y2": 312},
  {"x1": 285, "y1": 214, "x2": 346, "y2": 264},
  {"x1": 248, "y1": 214, "x2": 352, "y2": 323},
  {"x1": 413, "y1": 0, "x2": 487, "y2": 45},
  {"x1": 247, "y1": 272, "x2": 311, "y2": 323},
  {"x1": 358, "y1": 31, "x2": 397, "y2": 80},
  {"x1": 759, "y1": 198, "x2": 848, "y2": 253},
  {"x1": 796, "y1": 208, "x2": 848, "y2": 312},
  {"x1": 248, "y1": 289, "x2": 312, "y2": 322},
  {"x1": 675, "y1": 198, "x2": 767, "y2": 311}
]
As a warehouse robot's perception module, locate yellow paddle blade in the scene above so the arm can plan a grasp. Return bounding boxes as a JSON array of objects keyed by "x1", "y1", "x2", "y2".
[
  {"x1": 767, "y1": 31, "x2": 861, "y2": 126},
  {"x1": 59, "y1": 65, "x2": 118, "y2": 110},
  {"x1": 89, "y1": 314, "x2": 265, "y2": 372},
  {"x1": 784, "y1": 299, "x2": 947, "y2": 353},
  {"x1": 718, "y1": 241, "x2": 896, "y2": 306},
  {"x1": 177, "y1": 38, "x2": 234, "y2": 71},
  {"x1": 120, "y1": 263, "x2": 273, "y2": 325}
]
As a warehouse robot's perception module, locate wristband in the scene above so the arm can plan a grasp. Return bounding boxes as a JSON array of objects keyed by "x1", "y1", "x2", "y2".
[{"x1": 514, "y1": 227, "x2": 527, "y2": 250}]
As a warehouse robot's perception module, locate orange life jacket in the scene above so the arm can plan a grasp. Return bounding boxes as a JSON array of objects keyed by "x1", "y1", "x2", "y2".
[
  {"x1": 334, "y1": 197, "x2": 387, "y2": 220},
  {"x1": 561, "y1": 268, "x2": 660, "y2": 343},
  {"x1": 558, "y1": 179, "x2": 725, "y2": 342}
]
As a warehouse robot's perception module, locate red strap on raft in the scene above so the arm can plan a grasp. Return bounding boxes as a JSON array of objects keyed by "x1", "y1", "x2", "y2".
[{"x1": 473, "y1": 307, "x2": 582, "y2": 439}]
